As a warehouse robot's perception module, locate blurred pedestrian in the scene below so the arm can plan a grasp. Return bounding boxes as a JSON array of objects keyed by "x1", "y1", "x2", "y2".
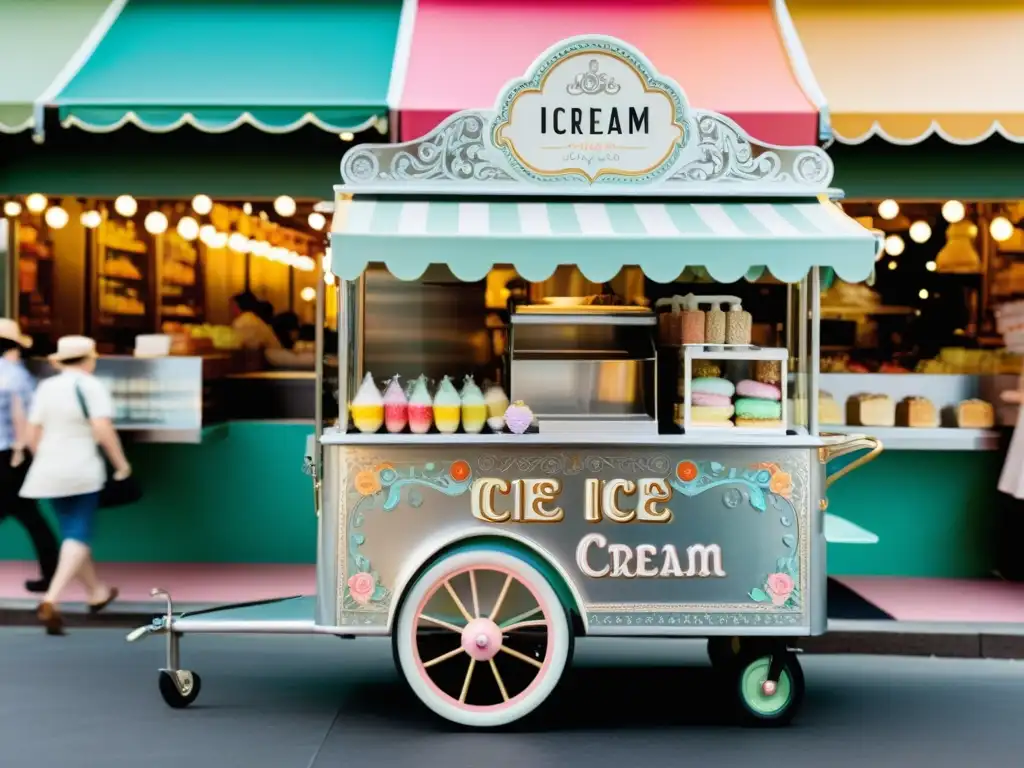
[
  {"x1": 0, "y1": 319, "x2": 58, "y2": 593},
  {"x1": 230, "y1": 291, "x2": 281, "y2": 351},
  {"x1": 20, "y1": 336, "x2": 129, "y2": 635}
]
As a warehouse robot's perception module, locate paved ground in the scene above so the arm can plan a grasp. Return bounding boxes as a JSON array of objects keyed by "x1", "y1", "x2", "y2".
[{"x1": 2, "y1": 628, "x2": 1023, "y2": 768}]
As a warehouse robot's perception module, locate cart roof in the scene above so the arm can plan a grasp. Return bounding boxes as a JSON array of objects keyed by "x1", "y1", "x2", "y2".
[{"x1": 329, "y1": 35, "x2": 882, "y2": 285}]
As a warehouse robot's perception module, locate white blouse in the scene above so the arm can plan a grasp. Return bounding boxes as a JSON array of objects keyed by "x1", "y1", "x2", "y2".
[{"x1": 20, "y1": 370, "x2": 114, "y2": 500}]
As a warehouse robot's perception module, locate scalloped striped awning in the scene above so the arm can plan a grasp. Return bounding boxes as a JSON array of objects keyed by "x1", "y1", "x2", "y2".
[
  {"x1": 789, "y1": 0, "x2": 1024, "y2": 145},
  {"x1": 52, "y1": 0, "x2": 401, "y2": 135},
  {"x1": 330, "y1": 199, "x2": 880, "y2": 284}
]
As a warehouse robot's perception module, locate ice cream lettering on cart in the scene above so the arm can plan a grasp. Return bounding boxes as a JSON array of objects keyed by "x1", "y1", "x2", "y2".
[
  {"x1": 491, "y1": 37, "x2": 687, "y2": 182},
  {"x1": 470, "y1": 476, "x2": 728, "y2": 581}
]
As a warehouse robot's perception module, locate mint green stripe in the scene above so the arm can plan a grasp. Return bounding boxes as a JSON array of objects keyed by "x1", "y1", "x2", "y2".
[
  {"x1": 605, "y1": 204, "x2": 648, "y2": 235},
  {"x1": 546, "y1": 203, "x2": 582, "y2": 235},
  {"x1": 488, "y1": 203, "x2": 522, "y2": 235},
  {"x1": 665, "y1": 205, "x2": 713, "y2": 234},
  {"x1": 774, "y1": 204, "x2": 823, "y2": 235},
  {"x1": 427, "y1": 202, "x2": 459, "y2": 234},
  {"x1": 371, "y1": 202, "x2": 404, "y2": 234},
  {"x1": 722, "y1": 205, "x2": 771, "y2": 235}
]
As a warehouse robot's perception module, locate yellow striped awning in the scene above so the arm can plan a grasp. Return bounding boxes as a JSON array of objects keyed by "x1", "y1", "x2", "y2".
[{"x1": 789, "y1": 0, "x2": 1024, "y2": 145}]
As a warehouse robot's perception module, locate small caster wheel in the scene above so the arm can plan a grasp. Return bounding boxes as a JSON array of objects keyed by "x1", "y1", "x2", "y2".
[
  {"x1": 158, "y1": 669, "x2": 202, "y2": 709},
  {"x1": 732, "y1": 650, "x2": 804, "y2": 727}
]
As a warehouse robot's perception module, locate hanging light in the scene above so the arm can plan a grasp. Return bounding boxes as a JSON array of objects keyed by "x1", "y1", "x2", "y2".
[
  {"x1": 884, "y1": 234, "x2": 905, "y2": 256},
  {"x1": 307, "y1": 212, "x2": 326, "y2": 231},
  {"x1": 80, "y1": 210, "x2": 102, "y2": 229},
  {"x1": 339, "y1": 132, "x2": 355, "y2": 142},
  {"x1": 144, "y1": 211, "x2": 168, "y2": 235},
  {"x1": 919, "y1": 289, "x2": 930, "y2": 300},
  {"x1": 990, "y1": 216, "x2": 1015, "y2": 242},
  {"x1": 887, "y1": 261, "x2": 898, "y2": 271},
  {"x1": 908, "y1": 221, "x2": 932, "y2": 243},
  {"x1": 25, "y1": 194, "x2": 47, "y2": 214},
  {"x1": 926, "y1": 261, "x2": 937, "y2": 272},
  {"x1": 300, "y1": 286, "x2": 316, "y2": 302},
  {"x1": 250, "y1": 240, "x2": 271, "y2": 258},
  {"x1": 191, "y1": 194, "x2": 213, "y2": 215},
  {"x1": 114, "y1": 195, "x2": 137, "y2": 218},
  {"x1": 936, "y1": 221, "x2": 981, "y2": 273},
  {"x1": 273, "y1": 196, "x2": 296, "y2": 217},
  {"x1": 242, "y1": 202, "x2": 253, "y2": 215},
  {"x1": 877, "y1": 199, "x2": 900, "y2": 220},
  {"x1": 208, "y1": 231, "x2": 228, "y2": 249},
  {"x1": 3, "y1": 201, "x2": 22, "y2": 217},
  {"x1": 228, "y1": 232, "x2": 250, "y2": 253},
  {"x1": 269, "y1": 246, "x2": 289, "y2": 262},
  {"x1": 324, "y1": 272, "x2": 336, "y2": 286},
  {"x1": 44, "y1": 206, "x2": 69, "y2": 230},
  {"x1": 176, "y1": 216, "x2": 199, "y2": 241},
  {"x1": 942, "y1": 200, "x2": 965, "y2": 223},
  {"x1": 198, "y1": 224, "x2": 217, "y2": 245},
  {"x1": 297, "y1": 256, "x2": 316, "y2": 271}
]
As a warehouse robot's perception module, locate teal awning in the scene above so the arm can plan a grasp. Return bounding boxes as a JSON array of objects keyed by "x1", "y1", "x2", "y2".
[
  {"x1": 330, "y1": 199, "x2": 881, "y2": 284},
  {"x1": 54, "y1": 0, "x2": 401, "y2": 135}
]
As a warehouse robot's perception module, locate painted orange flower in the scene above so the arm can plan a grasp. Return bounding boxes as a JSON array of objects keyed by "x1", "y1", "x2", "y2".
[
  {"x1": 752, "y1": 461, "x2": 780, "y2": 475},
  {"x1": 769, "y1": 470, "x2": 793, "y2": 498},
  {"x1": 450, "y1": 459, "x2": 471, "y2": 482},
  {"x1": 676, "y1": 461, "x2": 698, "y2": 482},
  {"x1": 375, "y1": 462, "x2": 394, "y2": 472},
  {"x1": 354, "y1": 469, "x2": 381, "y2": 496}
]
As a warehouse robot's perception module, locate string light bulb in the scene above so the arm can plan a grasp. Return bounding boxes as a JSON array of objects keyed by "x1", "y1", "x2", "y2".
[
  {"x1": 273, "y1": 196, "x2": 296, "y2": 217},
  {"x1": 242, "y1": 202, "x2": 253, "y2": 215},
  {"x1": 887, "y1": 261, "x2": 898, "y2": 271},
  {"x1": 208, "y1": 231, "x2": 228, "y2": 249},
  {"x1": 228, "y1": 233, "x2": 250, "y2": 253},
  {"x1": 919, "y1": 289, "x2": 929, "y2": 300},
  {"x1": 176, "y1": 216, "x2": 199, "y2": 241},
  {"x1": 80, "y1": 210, "x2": 102, "y2": 229},
  {"x1": 909, "y1": 221, "x2": 932, "y2": 244},
  {"x1": 191, "y1": 195, "x2": 213, "y2": 215},
  {"x1": 114, "y1": 195, "x2": 137, "y2": 217},
  {"x1": 307, "y1": 212, "x2": 326, "y2": 231},
  {"x1": 44, "y1": 206, "x2": 69, "y2": 229},
  {"x1": 25, "y1": 194, "x2": 47, "y2": 214},
  {"x1": 198, "y1": 224, "x2": 217, "y2": 245},
  {"x1": 942, "y1": 200, "x2": 965, "y2": 223},
  {"x1": 143, "y1": 211, "x2": 168, "y2": 235},
  {"x1": 884, "y1": 234, "x2": 905, "y2": 256},
  {"x1": 990, "y1": 216, "x2": 1015, "y2": 242},
  {"x1": 3, "y1": 201, "x2": 22, "y2": 217},
  {"x1": 250, "y1": 240, "x2": 271, "y2": 258},
  {"x1": 300, "y1": 286, "x2": 316, "y2": 302},
  {"x1": 877, "y1": 199, "x2": 900, "y2": 220},
  {"x1": 926, "y1": 261, "x2": 937, "y2": 272}
]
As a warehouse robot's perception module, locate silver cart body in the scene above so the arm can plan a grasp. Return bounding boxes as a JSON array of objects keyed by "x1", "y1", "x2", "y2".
[{"x1": 129, "y1": 35, "x2": 882, "y2": 727}]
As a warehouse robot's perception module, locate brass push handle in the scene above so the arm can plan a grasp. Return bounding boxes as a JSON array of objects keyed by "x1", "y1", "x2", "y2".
[{"x1": 820, "y1": 433, "x2": 883, "y2": 488}]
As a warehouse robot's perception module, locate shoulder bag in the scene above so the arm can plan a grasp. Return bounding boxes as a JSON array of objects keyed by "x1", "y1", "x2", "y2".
[{"x1": 74, "y1": 381, "x2": 142, "y2": 508}]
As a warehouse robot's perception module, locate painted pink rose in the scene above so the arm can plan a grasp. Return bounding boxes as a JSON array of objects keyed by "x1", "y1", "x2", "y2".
[
  {"x1": 348, "y1": 572, "x2": 376, "y2": 605},
  {"x1": 766, "y1": 572, "x2": 795, "y2": 606}
]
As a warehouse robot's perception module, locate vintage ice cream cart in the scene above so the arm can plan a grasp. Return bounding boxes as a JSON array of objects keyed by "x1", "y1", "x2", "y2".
[{"x1": 128, "y1": 35, "x2": 883, "y2": 728}]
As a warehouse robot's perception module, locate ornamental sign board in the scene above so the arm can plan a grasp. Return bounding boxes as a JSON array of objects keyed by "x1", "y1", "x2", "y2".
[{"x1": 491, "y1": 37, "x2": 688, "y2": 184}]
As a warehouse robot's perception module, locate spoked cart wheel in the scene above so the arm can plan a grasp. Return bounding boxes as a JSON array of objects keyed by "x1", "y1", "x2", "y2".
[
  {"x1": 731, "y1": 647, "x2": 805, "y2": 727},
  {"x1": 393, "y1": 548, "x2": 573, "y2": 728}
]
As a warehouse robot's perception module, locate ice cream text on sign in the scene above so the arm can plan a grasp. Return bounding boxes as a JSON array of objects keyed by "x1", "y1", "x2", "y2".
[{"x1": 469, "y1": 477, "x2": 726, "y2": 580}]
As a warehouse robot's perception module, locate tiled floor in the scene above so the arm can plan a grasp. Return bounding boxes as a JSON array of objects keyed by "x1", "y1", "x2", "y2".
[{"x1": 1, "y1": 560, "x2": 1023, "y2": 626}]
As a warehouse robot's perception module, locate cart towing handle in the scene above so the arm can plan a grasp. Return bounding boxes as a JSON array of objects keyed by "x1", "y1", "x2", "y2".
[{"x1": 819, "y1": 433, "x2": 883, "y2": 489}]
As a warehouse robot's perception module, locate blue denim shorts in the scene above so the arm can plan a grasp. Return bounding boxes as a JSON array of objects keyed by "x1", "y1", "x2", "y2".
[{"x1": 49, "y1": 492, "x2": 100, "y2": 544}]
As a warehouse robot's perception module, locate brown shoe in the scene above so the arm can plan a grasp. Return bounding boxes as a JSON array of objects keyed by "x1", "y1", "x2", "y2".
[
  {"x1": 88, "y1": 587, "x2": 119, "y2": 615},
  {"x1": 37, "y1": 602, "x2": 64, "y2": 636}
]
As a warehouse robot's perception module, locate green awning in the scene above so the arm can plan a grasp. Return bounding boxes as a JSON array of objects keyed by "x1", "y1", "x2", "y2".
[
  {"x1": 54, "y1": 0, "x2": 401, "y2": 135},
  {"x1": 330, "y1": 199, "x2": 882, "y2": 284},
  {"x1": 0, "y1": 0, "x2": 117, "y2": 134}
]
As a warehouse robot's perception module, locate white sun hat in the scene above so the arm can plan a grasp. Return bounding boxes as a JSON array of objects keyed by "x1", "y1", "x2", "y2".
[
  {"x1": 49, "y1": 335, "x2": 97, "y2": 363},
  {"x1": 0, "y1": 318, "x2": 32, "y2": 349}
]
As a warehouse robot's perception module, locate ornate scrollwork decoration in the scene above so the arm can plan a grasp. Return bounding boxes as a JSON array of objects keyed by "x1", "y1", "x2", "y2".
[
  {"x1": 667, "y1": 111, "x2": 833, "y2": 189},
  {"x1": 340, "y1": 111, "x2": 515, "y2": 187},
  {"x1": 566, "y1": 59, "x2": 621, "y2": 96}
]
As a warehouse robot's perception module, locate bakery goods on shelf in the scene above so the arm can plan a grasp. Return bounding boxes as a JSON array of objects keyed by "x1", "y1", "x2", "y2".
[
  {"x1": 895, "y1": 396, "x2": 938, "y2": 428},
  {"x1": 819, "y1": 391, "x2": 843, "y2": 425},
  {"x1": 956, "y1": 399, "x2": 995, "y2": 429},
  {"x1": 846, "y1": 394, "x2": 895, "y2": 427}
]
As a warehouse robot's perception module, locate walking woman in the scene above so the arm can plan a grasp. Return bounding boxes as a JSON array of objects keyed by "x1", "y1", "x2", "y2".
[
  {"x1": 0, "y1": 319, "x2": 58, "y2": 592},
  {"x1": 20, "y1": 336, "x2": 129, "y2": 635}
]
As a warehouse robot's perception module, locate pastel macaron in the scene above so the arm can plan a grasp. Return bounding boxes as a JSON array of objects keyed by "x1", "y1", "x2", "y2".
[
  {"x1": 735, "y1": 418, "x2": 784, "y2": 429},
  {"x1": 690, "y1": 377, "x2": 736, "y2": 397},
  {"x1": 736, "y1": 379, "x2": 782, "y2": 401},
  {"x1": 691, "y1": 392, "x2": 732, "y2": 407},
  {"x1": 691, "y1": 405, "x2": 735, "y2": 422},
  {"x1": 734, "y1": 398, "x2": 783, "y2": 420}
]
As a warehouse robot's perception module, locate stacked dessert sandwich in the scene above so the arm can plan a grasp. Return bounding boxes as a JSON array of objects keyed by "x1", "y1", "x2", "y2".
[
  {"x1": 681, "y1": 360, "x2": 735, "y2": 427},
  {"x1": 734, "y1": 360, "x2": 784, "y2": 428}
]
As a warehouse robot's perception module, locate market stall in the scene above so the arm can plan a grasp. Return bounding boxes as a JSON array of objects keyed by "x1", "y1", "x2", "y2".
[{"x1": 127, "y1": 35, "x2": 893, "y2": 727}]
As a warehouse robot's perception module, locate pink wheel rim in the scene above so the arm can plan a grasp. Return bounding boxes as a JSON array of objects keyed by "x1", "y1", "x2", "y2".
[{"x1": 411, "y1": 564, "x2": 556, "y2": 713}]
